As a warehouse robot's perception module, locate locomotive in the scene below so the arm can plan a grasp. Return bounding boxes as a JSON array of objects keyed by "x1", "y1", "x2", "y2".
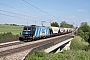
[
  {"x1": 19, "y1": 25, "x2": 74, "y2": 41},
  {"x1": 19, "y1": 25, "x2": 50, "y2": 41}
]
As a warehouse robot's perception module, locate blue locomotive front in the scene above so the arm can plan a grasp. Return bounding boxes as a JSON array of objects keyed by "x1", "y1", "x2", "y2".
[{"x1": 19, "y1": 25, "x2": 50, "y2": 41}]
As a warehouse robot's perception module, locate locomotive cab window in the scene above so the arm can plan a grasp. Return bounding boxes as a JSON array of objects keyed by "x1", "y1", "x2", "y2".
[{"x1": 23, "y1": 26, "x2": 31, "y2": 30}]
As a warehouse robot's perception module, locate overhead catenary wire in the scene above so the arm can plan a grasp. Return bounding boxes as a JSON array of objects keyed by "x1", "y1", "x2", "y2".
[
  {"x1": 0, "y1": 2, "x2": 55, "y2": 25},
  {"x1": 1, "y1": 13, "x2": 45, "y2": 26},
  {"x1": 0, "y1": 10, "x2": 37, "y2": 21},
  {"x1": 22, "y1": 0, "x2": 61, "y2": 20},
  {"x1": 0, "y1": 13, "x2": 23, "y2": 19},
  {"x1": 0, "y1": 2, "x2": 50, "y2": 21},
  {"x1": 0, "y1": 12, "x2": 40, "y2": 23},
  {"x1": 0, "y1": 12, "x2": 42, "y2": 25},
  {"x1": 0, "y1": 2, "x2": 26, "y2": 14},
  {"x1": 0, "y1": 10, "x2": 39, "y2": 19},
  {"x1": 0, "y1": 10, "x2": 50, "y2": 25}
]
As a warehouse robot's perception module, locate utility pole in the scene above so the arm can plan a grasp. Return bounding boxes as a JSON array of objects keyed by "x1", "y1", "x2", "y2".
[
  {"x1": 27, "y1": 22, "x2": 28, "y2": 26},
  {"x1": 41, "y1": 21, "x2": 45, "y2": 26},
  {"x1": 72, "y1": 22, "x2": 74, "y2": 28},
  {"x1": 49, "y1": 20, "x2": 52, "y2": 27},
  {"x1": 34, "y1": 20, "x2": 36, "y2": 25}
]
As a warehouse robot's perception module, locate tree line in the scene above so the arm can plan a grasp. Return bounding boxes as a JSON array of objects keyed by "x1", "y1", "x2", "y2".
[
  {"x1": 4, "y1": 23, "x2": 24, "y2": 26},
  {"x1": 51, "y1": 21, "x2": 73, "y2": 28}
]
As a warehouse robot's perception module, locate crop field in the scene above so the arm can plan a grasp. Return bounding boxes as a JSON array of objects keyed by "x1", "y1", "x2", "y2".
[{"x1": 0, "y1": 24, "x2": 23, "y2": 35}]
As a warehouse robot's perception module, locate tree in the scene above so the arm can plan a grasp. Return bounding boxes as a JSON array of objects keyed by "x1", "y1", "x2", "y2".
[
  {"x1": 51, "y1": 22, "x2": 59, "y2": 27},
  {"x1": 77, "y1": 22, "x2": 90, "y2": 43},
  {"x1": 80, "y1": 22, "x2": 90, "y2": 32},
  {"x1": 60, "y1": 21, "x2": 73, "y2": 28},
  {"x1": 60, "y1": 21, "x2": 67, "y2": 27}
]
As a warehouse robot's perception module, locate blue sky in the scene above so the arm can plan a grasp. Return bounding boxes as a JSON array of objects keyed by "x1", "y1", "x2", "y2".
[{"x1": 0, "y1": 0, "x2": 90, "y2": 26}]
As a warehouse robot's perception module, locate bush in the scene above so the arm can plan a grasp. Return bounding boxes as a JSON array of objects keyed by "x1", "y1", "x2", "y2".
[
  {"x1": 84, "y1": 45, "x2": 90, "y2": 51},
  {"x1": 70, "y1": 36, "x2": 87, "y2": 50},
  {"x1": 26, "y1": 50, "x2": 47, "y2": 60},
  {"x1": 0, "y1": 32, "x2": 20, "y2": 39},
  {"x1": 26, "y1": 50, "x2": 90, "y2": 60}
]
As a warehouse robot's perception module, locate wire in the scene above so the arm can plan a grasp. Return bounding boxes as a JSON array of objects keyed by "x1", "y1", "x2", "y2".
[
  {"x1": 0, "y1": 10, "x2": 34, "y2": 19},
  {"x1": 0, "y1": 13, "x2": 23, "y2": 19},
  {"x1": 22, "y1": 0, "x2": 61, "y2": 20},
  {"x1": 0, "y1": 2, "x2": 55, "y2": 22},
  {"x1": 0, "y1": 2, "x2": 49, "y2": 21},
  {"x1": 0, "y1": 2, "x2": 29, "y2": 15},
  {"x1": 0, "y1": 2, "x2": 55, "y2": 25},
  {"x1": 0, "y1": 12, "x2": 42, "y2": 25},
  {"x1": 0, "y1": 12, "x2": 41, "y2": 23}
]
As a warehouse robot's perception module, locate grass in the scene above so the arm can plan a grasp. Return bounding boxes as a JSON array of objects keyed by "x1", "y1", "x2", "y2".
[
  {"x1": 26, "y1": 50, "x2": 90, "y2": 60},
  {"x1": 26, "y1": 36, "x2": 90, "y2": 60},
  {"x1": 0, "y1": 24, "x2": 23, "y2": 35},
  {"x1": 71, "y1": 36, "x2": 89, "y2": 50}
]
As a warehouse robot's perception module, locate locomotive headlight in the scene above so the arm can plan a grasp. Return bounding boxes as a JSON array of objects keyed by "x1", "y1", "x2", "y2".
[{"x1": 26, "y1": 32, "x2": 28, "y2": 34}]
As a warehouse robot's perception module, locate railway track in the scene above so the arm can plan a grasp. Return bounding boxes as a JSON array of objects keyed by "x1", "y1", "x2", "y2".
[
  {"x1": 0, "y1": 33, "x2": 73, "y2": 58},
  {"x1": 0, "y1": 41, "x2": 24, "y2": 48},
  {"x1": 0, "y1": 36, "x2": 53, "y2": 48},
  {"x1": 0, "y1": 37, "x2": 19, "y2": 44}
]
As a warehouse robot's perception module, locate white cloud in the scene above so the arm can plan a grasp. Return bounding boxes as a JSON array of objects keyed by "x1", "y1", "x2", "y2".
[
  {"x1": 85, "y1": 19, "x2": 90, "y2": 21},
  {"x1": 77, "y1": 10, "x2": 88, "y2": 12},
  {"x1": 67, "y1": 16, "x2": 75, "y2": 18},
  {"x1": 82, "y1": 19, "x2": 90, "y2": 22}
]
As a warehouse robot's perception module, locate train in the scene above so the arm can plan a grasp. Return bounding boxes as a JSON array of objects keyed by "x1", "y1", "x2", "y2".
[{"x1": 19, "y1": 25, "x2": 74, "y2": 41}]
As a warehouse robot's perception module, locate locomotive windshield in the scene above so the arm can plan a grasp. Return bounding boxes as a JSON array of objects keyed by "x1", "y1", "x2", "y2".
[
  {"x1": 24, "y1": 26, "x2": 31, "y2": 30},
  {"x1": 22, "y1": 26, "x2": 31, "y2": 35}
]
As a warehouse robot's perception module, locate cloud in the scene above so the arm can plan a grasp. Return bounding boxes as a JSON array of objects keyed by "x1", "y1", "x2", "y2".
[
  {"x1": 85, "y1": 19, "x2": 90, "y2": 21},
  {"x1": 67, "y1": 16, "x2": 75, "y2": 18},
  {"x1": 77, "y1": 10, "x2": 88, "y2": 12},
  {"x1": 82, "y1": 19, "x2": 90, "y2": 22}
]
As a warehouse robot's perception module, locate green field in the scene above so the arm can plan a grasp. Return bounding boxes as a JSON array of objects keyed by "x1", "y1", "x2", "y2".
[{"x1": 0, "y1": 24, "x2": 23, "y2": 35}]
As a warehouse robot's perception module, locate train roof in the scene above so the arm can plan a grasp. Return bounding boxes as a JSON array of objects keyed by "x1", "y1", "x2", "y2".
[{"x1": 24, "y1": 25, "x2": 56, "y2": 27}]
